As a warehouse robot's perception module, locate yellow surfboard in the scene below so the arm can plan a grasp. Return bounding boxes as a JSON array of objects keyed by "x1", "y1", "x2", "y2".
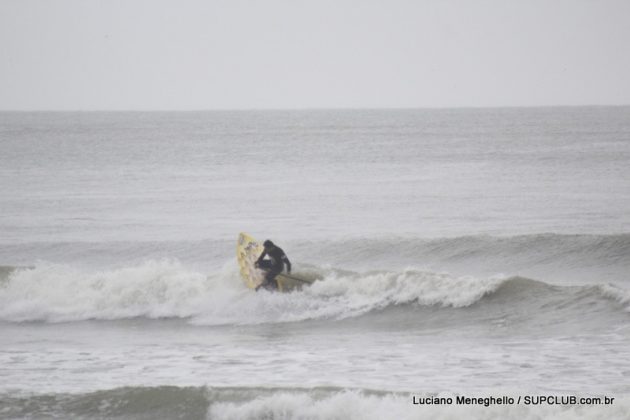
[{"x1": 236, "y1": 232, "x2": 314, "y2": 292}]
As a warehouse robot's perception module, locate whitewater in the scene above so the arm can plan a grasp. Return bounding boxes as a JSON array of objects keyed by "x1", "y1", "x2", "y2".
[{"x1": 1, "y1": 108, "x2": 629, "y2": 419}]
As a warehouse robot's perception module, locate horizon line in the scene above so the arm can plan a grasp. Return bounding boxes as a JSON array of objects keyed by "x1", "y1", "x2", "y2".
[{"x1": 1, "y1": 104, "x2": 630, "y2": 113}]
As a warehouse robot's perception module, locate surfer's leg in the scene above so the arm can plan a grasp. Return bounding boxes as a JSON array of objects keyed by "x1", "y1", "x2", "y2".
[
  {"x1": 265, "y1": 268, "x2": 281, "y2": 290},
  {"x1": 256, "y1": 261, "x2": 274, "y2": 290}
]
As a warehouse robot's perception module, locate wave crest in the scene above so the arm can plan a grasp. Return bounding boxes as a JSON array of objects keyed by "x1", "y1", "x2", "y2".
[
  {"x1": 1, "y1": 261, "x2": 628, "y2": 325},
  {"x1": 0, "y1": 260, "x2": 214, "y2": 322}
]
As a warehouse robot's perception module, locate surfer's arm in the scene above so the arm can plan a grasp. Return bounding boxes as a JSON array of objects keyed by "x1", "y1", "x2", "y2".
[
  {"x1": 255, "y1": 250, "x2": 267, "y2": 266},
  {"x1": 282, "y1": 255, "x2": 291, "y2": 274}
]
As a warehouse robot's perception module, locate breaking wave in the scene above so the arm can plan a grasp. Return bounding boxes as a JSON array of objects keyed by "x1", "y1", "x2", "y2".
[
  {"x1": 0, "y1": 260, "x2": 628, "y2": 326},
  {"x1": 2, "y1": 386, "x2": 628, "y2": 420}
]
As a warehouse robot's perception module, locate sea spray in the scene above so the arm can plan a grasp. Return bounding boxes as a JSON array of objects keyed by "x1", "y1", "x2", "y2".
[{"x1": 1, "y1": 261, "x2": 629, "y2": 327}]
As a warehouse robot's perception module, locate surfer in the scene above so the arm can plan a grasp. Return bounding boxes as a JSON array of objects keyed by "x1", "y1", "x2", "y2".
[{"x1": 255, "y1": 240, "x2": 291, "y2": 291}]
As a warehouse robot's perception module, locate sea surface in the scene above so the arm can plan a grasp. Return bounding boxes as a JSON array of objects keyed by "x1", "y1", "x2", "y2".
[{"x1": 1, "y1": 108, "x2": 629, "y2": 419}]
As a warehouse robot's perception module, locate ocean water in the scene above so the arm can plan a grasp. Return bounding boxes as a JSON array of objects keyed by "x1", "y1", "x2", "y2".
[{"x1": 1, "y1": 108, "x2": 629, "y2": 419}]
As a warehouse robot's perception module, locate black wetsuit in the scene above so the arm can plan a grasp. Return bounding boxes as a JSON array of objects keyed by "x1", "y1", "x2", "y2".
[{"x1": 256, "y1": 245, "x2": 291, "y2": 290}]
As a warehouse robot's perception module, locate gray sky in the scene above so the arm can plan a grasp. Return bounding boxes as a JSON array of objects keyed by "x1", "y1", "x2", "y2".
[{"x1": 1, "y1": 0, "x2": 629, "y2": 110}]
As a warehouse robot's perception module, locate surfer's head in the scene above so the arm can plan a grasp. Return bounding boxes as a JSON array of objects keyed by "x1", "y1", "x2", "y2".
[{"x1": 263, "y1": 240, "x2": 274, "y2": 249}]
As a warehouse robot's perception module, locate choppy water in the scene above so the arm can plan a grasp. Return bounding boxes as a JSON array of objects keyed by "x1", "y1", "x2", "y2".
[{"x1": 1, "y1": 108, "x2": 629, "y2": 419}]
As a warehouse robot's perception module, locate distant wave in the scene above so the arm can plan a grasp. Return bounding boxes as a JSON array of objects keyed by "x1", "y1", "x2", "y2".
[
  {"x1": 304, "y1": 233, "x2": 630, "y2": 261},
  {"x1": 2, "y1": 385, "x2": 629, "y2": 420},
  {"x1": 3, "y1": 233, "x2": 627, "y2": 284},
  {"x1": 0, "y1": 260, "x2": 628, "y2": 326},
  {"x1": 300, "y1": 233, "x2": 630, "y2": 279}
]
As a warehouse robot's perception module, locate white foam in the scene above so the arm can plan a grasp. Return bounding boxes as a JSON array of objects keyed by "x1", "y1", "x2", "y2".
[
  {"x1": 0, "y1": 262, "x2": 505, "y2": 324},
  {"x1": 208, "y1": 390, "x2": 630, "y2": 420},
  {"x1": 0, "y1": 260, "x2": 221, "y2": 322},
  {"x1": 597, "y1": 283, "x2": 630, "y2": 311},
  {"x1": 191, "y1": 268, "x2": 506, "y2": 325}
]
